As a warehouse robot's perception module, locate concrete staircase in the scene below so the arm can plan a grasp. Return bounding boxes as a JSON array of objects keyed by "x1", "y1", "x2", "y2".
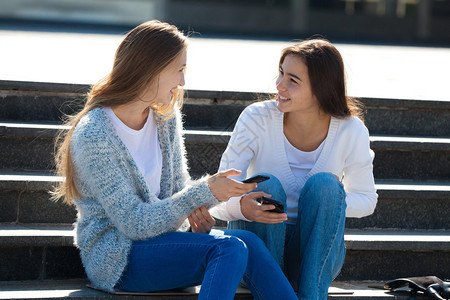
[{"x1": 0, "y1": 80, "x2": 449, "y2": 299}]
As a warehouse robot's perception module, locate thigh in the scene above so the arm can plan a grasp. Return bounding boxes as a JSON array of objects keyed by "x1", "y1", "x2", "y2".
[{"x1": 118, "y1": 231, "x2": 233, "y2": 292}]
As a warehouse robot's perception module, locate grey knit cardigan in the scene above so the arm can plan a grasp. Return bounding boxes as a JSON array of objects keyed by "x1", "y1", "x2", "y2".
[{"x1": 70, "y1": 108, "x2": 219, "y2": 292}]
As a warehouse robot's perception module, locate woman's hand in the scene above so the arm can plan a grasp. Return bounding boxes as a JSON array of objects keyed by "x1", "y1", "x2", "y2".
[
  {"x1": 240, "y1": 192, "x2": 288, "y2": 224},
  {"x1": 188, "y1": 206, "x2": 216, "y2": 233},
  {"x1": 207, "y1": 169, "x2": 257, "y2": 202}
]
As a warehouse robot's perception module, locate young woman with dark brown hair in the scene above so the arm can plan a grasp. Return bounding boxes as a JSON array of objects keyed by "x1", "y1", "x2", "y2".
[
  {"x1": 211, "y1": 39, "x2": 378, "y2": 299},
  {"x1": 53, "y1": 20, "x2": 297, "y2": 299}
]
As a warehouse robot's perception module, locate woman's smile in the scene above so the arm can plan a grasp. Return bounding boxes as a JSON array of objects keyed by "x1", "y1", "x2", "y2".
[{"x1": 277, "y1": 94, "x2": 290, "y2": 103}]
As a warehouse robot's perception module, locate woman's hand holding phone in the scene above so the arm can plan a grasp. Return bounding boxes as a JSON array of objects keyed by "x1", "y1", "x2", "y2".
[
  {"x1": 240, "y1": 192, "x2": 287, "y2": 224},
  {"x1": 207, "y1": 169, "x2": 257, "y2": 202}
]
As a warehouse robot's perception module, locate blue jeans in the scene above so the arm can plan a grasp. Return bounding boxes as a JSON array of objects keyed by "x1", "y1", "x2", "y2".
[
  {"x1": 229, "y1": 172, "x2": 347, "y2": 300},
  {"x1": 117, "y1": 229, "x2": 297, "y2": 300}
]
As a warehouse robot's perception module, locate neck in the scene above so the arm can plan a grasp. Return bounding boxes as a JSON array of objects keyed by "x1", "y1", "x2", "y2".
[
  {"x1": 284, "y1": 109, "x2": 331, "y2": 134},
  {"x1": 112, "y1": 101, "x2": 151, "y2": 130}
]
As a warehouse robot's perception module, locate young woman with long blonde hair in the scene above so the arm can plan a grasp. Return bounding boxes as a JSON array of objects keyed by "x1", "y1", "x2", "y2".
[{"x1": 53, "y1": 20, "x2": 296, "y2": 299}]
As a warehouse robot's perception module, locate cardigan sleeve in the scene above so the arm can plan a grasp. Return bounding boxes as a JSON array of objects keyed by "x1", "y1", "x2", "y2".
[
  {"x1": 170, "y1": 109, "x2": 191, "y2": 194},
  {"x1": 71, "y1": 127, "x2": 220, "y2": 241},
  {"x1": 210, "y1": 107, "x2": 258, "y2": 221},
  {"x1": 342, "y1": 125, "x2": 378, "y2": 218}
]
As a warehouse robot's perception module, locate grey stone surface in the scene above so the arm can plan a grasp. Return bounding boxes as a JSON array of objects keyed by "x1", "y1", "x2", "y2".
[
  {"x1": 0, "y1": 136, "x2": 55, "y2": 171},
  {"x1": 365, "y1": 107, "x2": 450, "y2": 137},
  {"x1": 2, "y1": 128, "x2": 448, "y2": 181},
  {"x1": 0, "y1": 224, "x2": 74, "y2": 247},
  {"x1": 1, "y1": 84, "x2": 450, "y2": 136},
  {"x1": 0, "y1": 191, "x2": 17, "y2": 222},
  {"x1": 0, "y1": 279, "x2": 422, "y2": 300},
  {"x1": 18, "y1": 192, "x2": 76, "y2": 224},
  {"x1": 1, "y1": 174, "x2": 449, "y2": 229},
  {"x1": 337, "y1": 250, "x2": 450, "y2": 281},
  {"x1": 45, "y1": 247, "x2": 85, "y2": 280},
  {"x1": 346, "y1": 197, "x2": 450, "y2": 230},
  {"x1": 1, "y1": 224, "x2": 449, "y2": 281},
  {"x1": 0, "y1": 247, "x2": 43, "y2": 281},
  {"x1": 373, "y1": 150, "x2": 450, "y2": 181},
  {"x1": 0, "y1": 93, "x2": 84, "y2": 124}
]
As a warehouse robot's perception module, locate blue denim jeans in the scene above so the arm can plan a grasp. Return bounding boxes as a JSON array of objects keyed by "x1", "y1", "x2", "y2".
[
  {"x1": 117, "y1": 229, "x2": 297, "y2": 300},
  {"x1": 229, "y1": 172, "x2": 347, "y2": 300}
]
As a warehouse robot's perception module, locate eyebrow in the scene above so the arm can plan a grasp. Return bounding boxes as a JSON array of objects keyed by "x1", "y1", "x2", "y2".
[
  {"x1": 280, "y1": 66, "x2": 302, "y2": 82},
  {"x1": 288, "y1": 72, "x2": 302, "y2": 82}
]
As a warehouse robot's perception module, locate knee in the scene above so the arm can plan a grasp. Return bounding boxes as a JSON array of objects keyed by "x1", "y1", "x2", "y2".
[
  {"x1": 301, "y1": 173, "x2": 345, "y2": 207},
  {"x1": 219, "y1": 236, "x2": 249, "y2": 265},
  {"x1": 252, "y1": 173, "x2": 286, "y2": 203},
  {"x1": 230, "y1": 230, "x2": 266, "y2": 251}
]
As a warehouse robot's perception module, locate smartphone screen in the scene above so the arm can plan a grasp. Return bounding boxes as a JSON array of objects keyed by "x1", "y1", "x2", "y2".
[{"x1": 242, "y1": 175, "x2": 270, "y2": 184}]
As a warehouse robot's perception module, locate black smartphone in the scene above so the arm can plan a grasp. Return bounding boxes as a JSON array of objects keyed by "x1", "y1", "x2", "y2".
[
  {"x1": 257, "y1": 196, "x2": 284, "y2": 213},
  {"x1": 242, "y1": 175, "x2": 270, "y2": 184}
]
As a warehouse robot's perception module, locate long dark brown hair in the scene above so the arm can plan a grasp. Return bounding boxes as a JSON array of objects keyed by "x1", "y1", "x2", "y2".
[
  {"x1": 53, "y1": 20, "x2": 187, "y2": 204},
  {"x1": 280, "y1": 38, "x2": 364, "y2": 120}
]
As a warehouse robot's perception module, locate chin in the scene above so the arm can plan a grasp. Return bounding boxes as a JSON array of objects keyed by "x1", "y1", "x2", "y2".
[{"x1": 276, "y1": 102, "x2": 289, "y2": 113}]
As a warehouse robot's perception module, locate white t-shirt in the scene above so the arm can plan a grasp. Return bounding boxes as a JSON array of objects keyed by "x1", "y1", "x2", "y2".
[
  {"x1": 284, "y1": 136, "x2": 325, "y2": 179},
  {"x1": 103, "y1": 107, "x2": 162, "y2": 197},
  {"x1": 284, "y1": 136, "x2": 325, "y2": 221}
]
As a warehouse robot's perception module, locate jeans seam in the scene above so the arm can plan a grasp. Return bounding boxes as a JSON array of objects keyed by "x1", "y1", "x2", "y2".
[
  {"x1": 202, "y1": 243, "x2": 221, "y2": 299},
  {"x1": 317, "y1": 187, "x2": 345, "y2": 297},
  {"x1": 243, "y1": 272, "x2": 265, "y2": 300}
]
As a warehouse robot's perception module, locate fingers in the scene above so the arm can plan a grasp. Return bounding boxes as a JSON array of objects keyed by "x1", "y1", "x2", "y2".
[
  {"x1": 246, "y1": 191, "x2": 271, "y2": 199},
  {"x1": 255, "y1": 209, "x2": 288, "y2": 223},
  {"x1": 220, "y1": 169, "x2": 242, "y2": 178},
  {"x1": 189, "y1": 206, "x2": 215, "y2": 233},
  {"x1": 260, "y1": 204, "x2": 276, "y2": 211},
  {"x1": 240, "y1": 195, "x2": 287, "y2": 224}
]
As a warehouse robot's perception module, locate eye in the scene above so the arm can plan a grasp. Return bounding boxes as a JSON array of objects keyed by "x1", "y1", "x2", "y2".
[
  {"x1": 279, "y1": 67, "x2": 284, "y2": 75},
  {"x1": 290, "y1": 78, "x2": 298, "y2": 84}
]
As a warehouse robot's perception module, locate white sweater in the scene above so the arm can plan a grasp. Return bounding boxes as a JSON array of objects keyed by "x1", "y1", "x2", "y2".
[{"x1": 211, "y1": 100, "x2": 378, "y2": 222}]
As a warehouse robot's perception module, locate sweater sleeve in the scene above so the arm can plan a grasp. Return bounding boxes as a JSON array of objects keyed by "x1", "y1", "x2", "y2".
[
  {"x1": 210, "y1": 107, "x2": 257, "y2": 221},
  {"x1": 71, "y1": 128, "x2": 220, "y2": 241},
  {"x1": 342, "y1": 125, "x2": 378, "y2": 218},
  {"x1": 171, "y1": 109, "x2": 191, "y2": 194}
]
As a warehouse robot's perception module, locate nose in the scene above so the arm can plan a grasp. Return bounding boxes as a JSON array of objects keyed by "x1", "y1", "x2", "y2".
[
  {"x1": 276, "y1": 77, "x2": 286, "y2": 92},
  {"x1": 179, "y1": 73, "x2": 185, "y2": 87}
]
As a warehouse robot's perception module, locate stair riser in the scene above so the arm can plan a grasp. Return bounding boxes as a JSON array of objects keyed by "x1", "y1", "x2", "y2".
[
  {"x1": 1, "y1": 190, "x2": 449, "y2": 230},
  {"x1": 0, "y1": 190, "x2": 76, "y2": 224},
  {"x1": 1, "y1": 136, "x2": 448, "y2": 181},
  {"x1": 1, "y1": 94, "x2": 449, "y2": 136},
  {"x1": 337, "y1": 250, "x2": 450, "y2": 281},
  {"x1": 0, "y1": 246, "x2": 84, "y2": 281},
  {"x1": 0, "y1": 245, "x2": 447, "y2": 282}
]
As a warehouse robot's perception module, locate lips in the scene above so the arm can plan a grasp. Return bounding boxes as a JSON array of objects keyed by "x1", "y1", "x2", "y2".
[{"x1": 278, "y1": 94, "x2": 290, "y2": 102}]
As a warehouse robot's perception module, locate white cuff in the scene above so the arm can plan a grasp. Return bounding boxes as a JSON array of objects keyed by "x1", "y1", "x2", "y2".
[{"x1": 226, "y1": 196, "x2": 252, "y2": 222}]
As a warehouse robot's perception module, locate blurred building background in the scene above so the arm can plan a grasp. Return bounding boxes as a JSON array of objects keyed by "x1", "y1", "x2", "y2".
[{"x1": 0, "y1": 0, "x2": 449, "y2": 45}]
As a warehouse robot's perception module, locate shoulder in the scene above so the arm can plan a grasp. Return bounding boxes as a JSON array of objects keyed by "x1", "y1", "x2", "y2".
[
  {"x1": 72, "y1": 108, "x2": 112, "y2": 149},
  {"x1": 238, "y1": 100, "x2": 281, "y2": 124},
  {"x1": 336, "y1": 115, "x2": 369, "y2": 137}
]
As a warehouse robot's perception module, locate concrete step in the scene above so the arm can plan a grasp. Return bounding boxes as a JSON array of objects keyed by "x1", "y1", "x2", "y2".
[
  {"x1": 0, "y1": 224, "x2": 448, "y2": 282},
  {"x1": 1, "y1": 123, "x2": 449, "y2": 181},
  {"x1": 1, "y1": 80, "x2": 449, "y2": 137},
  {"x1": 0, "y1": 279, "x2": 426, "y2": 300},
  {"x1": 1, "y1": 172, "x2": 449, "y2": 230}
]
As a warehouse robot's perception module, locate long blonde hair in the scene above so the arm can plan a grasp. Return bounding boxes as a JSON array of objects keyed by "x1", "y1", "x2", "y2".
[{"x1": 53, "y1": 20, "x2": 188, "y2": 204}]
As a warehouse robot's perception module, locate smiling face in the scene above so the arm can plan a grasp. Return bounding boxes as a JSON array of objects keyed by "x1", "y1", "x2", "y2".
[
  {"x1": 275, "y1": 54, "x2": 320, "y2": 115},
  {"x1": 139, "y1": 48, "x2": 187, "y2": 105}
]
